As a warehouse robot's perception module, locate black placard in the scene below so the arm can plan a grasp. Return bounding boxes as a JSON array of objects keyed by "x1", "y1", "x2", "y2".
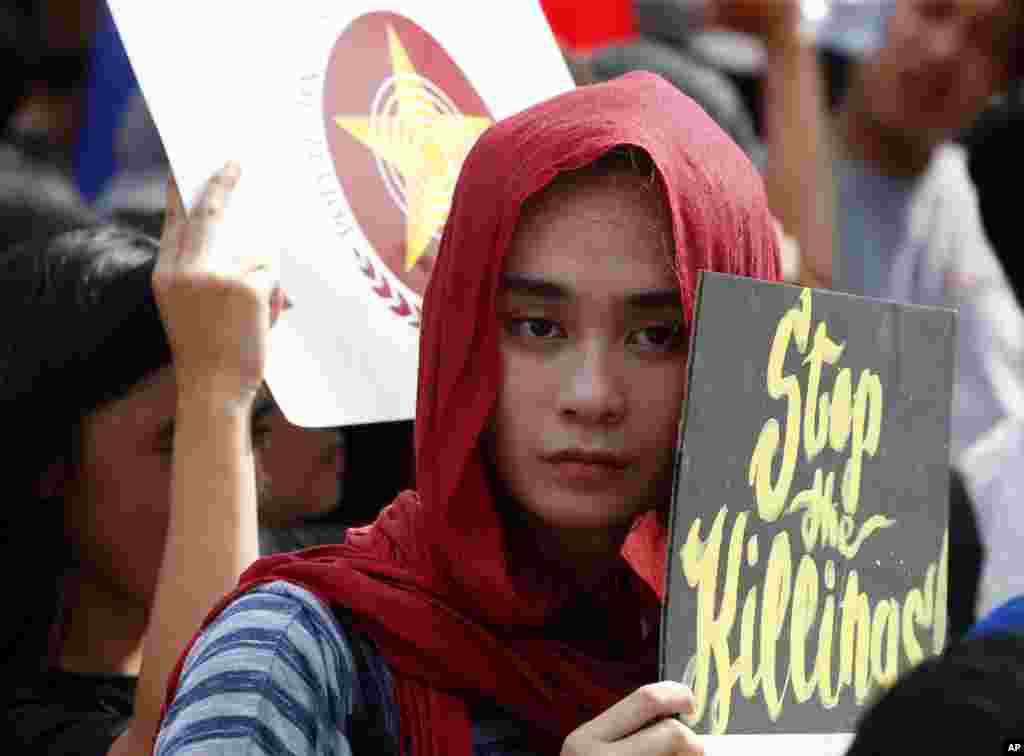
[{"x1": 660, "y1": 272, "x2": 955, "y2": 735}]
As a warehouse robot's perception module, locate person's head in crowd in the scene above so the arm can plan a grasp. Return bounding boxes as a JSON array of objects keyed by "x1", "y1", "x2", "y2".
[
  {"x1": 409, "y1": 71, "x2": 776, "y2": 606},
  {"x1": 3, "y1": 0, "x2": 97, "y2": 157},
  {"x1": 841, "y1": 0, "x2": 1023, "y2": 158},
  {"x1": 0, "y1": 225, "x2": 274, "y2": 675},
  {"x1": 258, "y1": 400, "x2": 346, "y2": 529},
  {"x1": 844, "y1": 633, "x2": 1024, "y2": 754}
]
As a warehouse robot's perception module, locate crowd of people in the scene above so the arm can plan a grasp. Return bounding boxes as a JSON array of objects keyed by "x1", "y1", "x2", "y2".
[{"x1": 1, "y1": 0, "x2": 1023, "y2": 754}]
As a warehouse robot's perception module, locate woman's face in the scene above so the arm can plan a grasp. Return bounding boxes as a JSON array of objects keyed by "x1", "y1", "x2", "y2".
[
  {"x1": 490, "y1": 170, "x2": 688, "y2": 554},
  {"x1": 61, "y1": 366, "x2": 272, "y2": 610}
]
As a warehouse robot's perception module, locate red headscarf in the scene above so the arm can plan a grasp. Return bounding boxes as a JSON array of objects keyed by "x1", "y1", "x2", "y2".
[{"x1": 158, "y1": 72, "x2": 780, "y2": 755}]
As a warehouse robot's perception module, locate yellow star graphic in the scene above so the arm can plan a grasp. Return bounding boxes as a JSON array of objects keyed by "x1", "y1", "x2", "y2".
[{"x1": 334, "y1": 26, "x2": 492, "y2": 272}]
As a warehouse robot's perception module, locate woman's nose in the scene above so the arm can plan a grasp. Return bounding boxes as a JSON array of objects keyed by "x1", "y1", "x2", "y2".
[{"x1": 557, "y1": 341, "x2": 627, "y2": 425}]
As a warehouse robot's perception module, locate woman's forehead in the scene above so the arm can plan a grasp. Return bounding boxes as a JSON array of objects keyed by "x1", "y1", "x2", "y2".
[
  {"x1": 502, "y1": 172, "x2": 678, "y2": 301},
  {"x1": 507, "y1": 171, "x2": 674, "y2": 261}
]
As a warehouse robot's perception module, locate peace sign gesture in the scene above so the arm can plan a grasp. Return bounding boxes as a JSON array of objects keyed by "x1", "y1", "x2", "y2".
[{"x1": 152, "y1": 162, "x2": 287, "y2": 408}]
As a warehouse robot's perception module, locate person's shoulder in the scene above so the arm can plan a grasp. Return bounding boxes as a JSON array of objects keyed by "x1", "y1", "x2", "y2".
[
  {"x1": 207, "y1": 579, "x2": 340, "y2": 634},
  {"x1": 175, "y1": 579, "x2": 355, "y2": 698},
  {"x1": 156, "y1": 580, "x2": 368, "y2": 756},
  {"x1": 917, "y1": 143, "x2": 999, "y2": 274}
]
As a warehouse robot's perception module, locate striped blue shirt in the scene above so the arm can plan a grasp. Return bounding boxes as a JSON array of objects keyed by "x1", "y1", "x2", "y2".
[{"x1": 154, "y1": 581, "x2": 539, "y2": 755}]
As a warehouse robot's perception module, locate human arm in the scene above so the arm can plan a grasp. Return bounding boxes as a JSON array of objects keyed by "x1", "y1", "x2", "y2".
[
  {"x1": 108, "y1": 163, "x2": 284, "y2": 755},
  {"x1": 762, "y1": 22, "x2": 835, "y2": 288},
  {"x1": 108, "y1": 397, "x2": 261, "y2": 756},
  {"x1": 561, "y1": 682, "x2": 703, "y2": 756},
  {"x1": 710, "y1": 0, "x2": 836, "y2": 288}
]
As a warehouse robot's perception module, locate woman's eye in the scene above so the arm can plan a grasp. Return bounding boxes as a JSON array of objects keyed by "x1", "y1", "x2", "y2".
[
  {"x1": 631, "y1": 323, "x2": 685, "y2": 351},
  {"x1": 506, "y1": 317, "x2": 566, "y2": 340}
]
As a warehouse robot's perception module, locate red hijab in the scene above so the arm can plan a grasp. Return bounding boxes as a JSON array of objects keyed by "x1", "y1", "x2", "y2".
[{"x1": 158, "y1": 72, "x2": 780, "y2": 755}]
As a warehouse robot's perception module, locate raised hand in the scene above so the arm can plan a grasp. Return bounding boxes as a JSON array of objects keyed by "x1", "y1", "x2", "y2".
[{"x1": 152, "y1": 162, "x2": 286, "y2": 408}]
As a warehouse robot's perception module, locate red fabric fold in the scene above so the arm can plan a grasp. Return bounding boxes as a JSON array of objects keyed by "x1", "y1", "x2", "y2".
[{"x1": 157, "y1": 72, "x2": 780, "y2": 756}]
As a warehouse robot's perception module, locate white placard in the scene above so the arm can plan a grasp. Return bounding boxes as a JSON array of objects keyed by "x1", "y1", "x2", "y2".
[
  {"x1": 108, "y1": 0, "x2": 575, "y2": 427},
  {"x1": 700, "y1": 733, "x2": 854, "y2": 756}
]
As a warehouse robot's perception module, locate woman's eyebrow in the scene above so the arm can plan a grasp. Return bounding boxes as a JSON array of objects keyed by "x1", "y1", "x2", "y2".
[
  {"x1": 626, "y1": 289, "x2": 682, "y2": 310},
  {"x1": 500, "y1": 274, "x2": 681, "y2": 310},
  {"x1": 499, "y1": 273, "x2": 571, "y2": 301}
]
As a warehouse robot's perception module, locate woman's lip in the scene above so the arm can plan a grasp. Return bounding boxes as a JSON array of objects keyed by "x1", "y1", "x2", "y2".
[{"x1": 548, "y1": 460, "x2": 627, "y2": 488}]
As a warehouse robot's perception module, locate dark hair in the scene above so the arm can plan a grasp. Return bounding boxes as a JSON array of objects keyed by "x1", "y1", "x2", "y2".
[
  {"x1": 0, "y1": 224, "x2": 170, "y2": 672},
  {"x1": 845, "y1": 634, "x2": 1024, "y2": 755},
  {"x1": 558, "y1": 143, "x2": 658, "y2": 181},
  {"x1": 0, "y1": 142, "x2": 100, "y2": 254},
  {"x1": 1, "y1": 223, "x2": 170, "y2": 493}
]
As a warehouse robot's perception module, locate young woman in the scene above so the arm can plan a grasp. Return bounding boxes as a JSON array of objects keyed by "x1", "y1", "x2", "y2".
[{"x1": 151, "y1": 71, "x2": 780, "y2": 756}]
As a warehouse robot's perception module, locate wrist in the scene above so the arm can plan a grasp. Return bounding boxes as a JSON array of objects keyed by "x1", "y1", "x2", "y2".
[{"x1": 175, "y1": 372, "x2": 259, "y2": 417}]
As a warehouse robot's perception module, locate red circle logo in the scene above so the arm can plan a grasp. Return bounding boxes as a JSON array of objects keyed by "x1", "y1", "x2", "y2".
[{"x1": 323, "y1": 11, "x2": 494, "y2": 326}]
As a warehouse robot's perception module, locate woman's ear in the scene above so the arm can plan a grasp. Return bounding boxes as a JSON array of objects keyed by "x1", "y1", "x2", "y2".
[{"x1": 36, "y1": 458, "x2": 71, "y2": 501}]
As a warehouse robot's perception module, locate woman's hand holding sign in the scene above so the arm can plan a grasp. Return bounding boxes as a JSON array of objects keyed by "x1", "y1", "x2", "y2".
[{"x1": 561, "y1": 682, "x2": 705, "y2": 756}]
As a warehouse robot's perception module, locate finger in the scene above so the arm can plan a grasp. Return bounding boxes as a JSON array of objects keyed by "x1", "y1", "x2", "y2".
[
  {"x1": 162, "y1": 173, "x2": 185, "y2": 236},
  {"x1": 156, "y1": 173, "x2": 187, "y2": 270},
  {"x1": 181, "y1": 160, "x2": 242, "y2": 265},
  {"x1": 584, "y1": 683, "x2": 695, "y2": 743},
  {"x1": 617, "y1": 717, "x2": 704, "y2": 756}
]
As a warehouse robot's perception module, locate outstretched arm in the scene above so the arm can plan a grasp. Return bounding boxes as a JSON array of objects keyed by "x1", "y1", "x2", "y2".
[{"x1": 711, "y1": 0, "x2": 837, "y2": 288}]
